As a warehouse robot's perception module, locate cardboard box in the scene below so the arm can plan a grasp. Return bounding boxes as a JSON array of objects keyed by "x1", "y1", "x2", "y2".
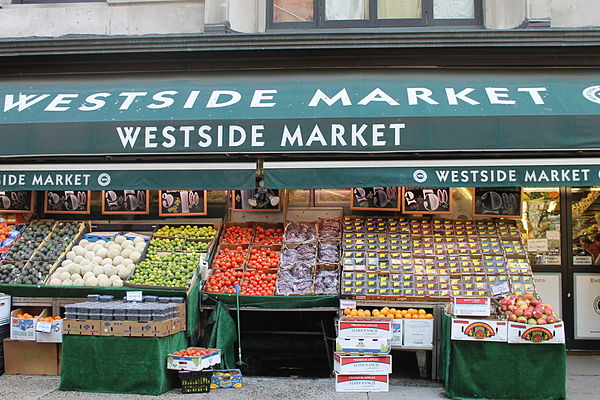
[
  {"x1": 36, "y1": 319, "x2": 63, "y2": 343},
  {"x1": 451, "y1": 318, "x2": 507, "y2": 342},
  {"x1": 166, "y1": 348, "x2": 221, "y2": 371},
  {"x1": 210, "y1": 369, "x2": 243, "y2": 389},
  {"x1": 0, "y1": 294, "x2": 10, "y2": 326},
  {"x1": 62, "y1": 319, "x2": 101, "y2": 336},
  {"x1": 335, "y1": 337, "x2": 390, "y2": 354},
  {"x1": 338, "y1": 317, "x2": 393, "y2": 340},
  {"x1": 403, "y1": 319, "x2": 434, "y2": 347},
  {"x1": 3, "y1": 339, "x2": 60, "y2": 376},
  {"x1": 10, "y1": 308, "x2": 46, "y2": 341},
  {"x1": 391, "y1": 319, "x2": 403, "y2": 346},
  {"x1": 334, "y1": 353, "x2": 392, "y2": 375},
  {"x1": 335, "y1": 374, "x2": 389, "y2": 392},
  {"x1": 507, "y1": 321, "x2": 565, "y2": 344}
]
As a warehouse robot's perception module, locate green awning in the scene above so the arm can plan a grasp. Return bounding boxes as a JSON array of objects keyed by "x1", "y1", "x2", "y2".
[
  {"x1": 264, "y1": 158, "x2": 600, "y2": 188},
  {"x1": 0, "y1": 162, "x2": 256, "y2": 190},
  {"x1": 2, "y1": 69, "x2": 600, "y2": 157}
]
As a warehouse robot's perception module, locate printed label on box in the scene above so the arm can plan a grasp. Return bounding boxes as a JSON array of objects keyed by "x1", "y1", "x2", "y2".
[
  {"x1": 391, "y1": 319, "x2": 403, "y2": 347},
  {"x1": 338, "y1": 318, "x2": 393, "y2": 340},
  {"x1": 335, "y1": 337, "x2": 390, "y2": 354},
  {"x1": 451, "y1": 318, "x2": 507, "y2": 342},
  {"x1": 335, "y1": 374, "x2": 389, "y2": 392},
  {"x1": 334, "y1": 353, "x2": 392, "y2": 375},
  {"x1": 452, "y1": 297, "x2": 491, "y2": 316},
  {"x1": 36, "y1": 320, "x2": 63, "y2": 343},
  {"x1": 10, "y1": 308, "x2": 45, "y2": 341},
  {"x1": 507, "y1": 321, "x2": 565, "y2": 344},
  {"x1": 403, "y1": 319, "x2": 433, "y2": 347}
]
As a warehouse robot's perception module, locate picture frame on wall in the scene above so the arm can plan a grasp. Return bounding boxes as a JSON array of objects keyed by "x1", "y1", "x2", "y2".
[
  {"x1": 232, "y1": 189, "x2": 281, "y2": 212},
  {"x1": 101, "y1": 190, "x2": 150, "y2": 215},
  {"x1": 0, "y1": 191, "x2": 35, "y2": 213},
  {"x1": 44, "y1": 190, "x2": 91, "y2": 214},
  {"x1": 472, "y1": 187, "x2": 523, "y2": 218},
  {"x1": 159, "y1": 190, "x2": 207, "y2": 217},
  {"x1": 350, "y1": 187, "x2": 401, "y2": 211}
]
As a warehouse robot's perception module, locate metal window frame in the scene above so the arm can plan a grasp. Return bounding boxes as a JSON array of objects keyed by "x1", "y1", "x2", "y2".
[{"x1": 267, "y1": 0, "x2": 482, "y2": 30}]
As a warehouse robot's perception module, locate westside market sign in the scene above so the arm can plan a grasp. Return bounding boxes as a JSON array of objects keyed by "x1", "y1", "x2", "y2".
[{"x1": 3, "y1": 69, "x2": 600, "y2": 156}]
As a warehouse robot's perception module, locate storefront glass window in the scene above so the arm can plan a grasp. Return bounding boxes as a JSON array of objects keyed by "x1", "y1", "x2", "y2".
[
  {"x1": 325, "y1": 0, "x2": 369, "y2": 20},
  {"x1": 377, "y1": 0, "x2": 422, "y2": 19},
  {"x1": 521, "y1": 188, "x2": 561, "y2": 266},
  {"x1": 274, "y1": 0, "x2": 314, "y2": 23},
  {"x1": 571, "y1": 187, "x2": 600, "y2": 266},
  {"x1": 433, "y1": 0, "x2": 475, "y2": 19}
]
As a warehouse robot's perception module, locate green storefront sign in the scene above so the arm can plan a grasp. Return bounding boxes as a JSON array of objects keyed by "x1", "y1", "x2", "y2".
[{"x1": 2, "y1": 69, "x2": 600, "y2": 157}]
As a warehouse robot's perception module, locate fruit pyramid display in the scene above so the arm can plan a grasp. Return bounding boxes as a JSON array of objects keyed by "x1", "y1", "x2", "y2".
[
  {"x1": 47, "y1": 235, "x2": 147, "y2": 287},
  {"x1": 497, "y1": 292, "x2": 560, "y2": 325}
]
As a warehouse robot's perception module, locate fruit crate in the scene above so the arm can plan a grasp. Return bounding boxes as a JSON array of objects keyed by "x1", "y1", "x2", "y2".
[
  {"x1": 178, "y1": 370, "x2": 212, "y2": 394},
  {"x1": 42, "y1": 223, "x2": 91, "y2": 285},
  {"x1": 252, "y1": 222, "x2": 284, "y2": 245},
  {"x1": 220, "y1": 222, "x2": 256, "y2": 245},
  {"x1": 153, "y1": 223, "x2": 220, "y2": 241},
  {"x1": 284, "y1": 220, "x2": 318, "y2": 244},
  {"x1": 313, "y1": 264, "x2": 340, "y2": 295},
  {"x1": 317, "y1": 217, "x2": 343, "y2": 240}
]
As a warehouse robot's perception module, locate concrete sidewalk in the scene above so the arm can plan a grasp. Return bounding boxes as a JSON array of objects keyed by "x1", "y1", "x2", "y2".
[{"x1": 0, "y1": 354, "x2": 598, "y2": 399}]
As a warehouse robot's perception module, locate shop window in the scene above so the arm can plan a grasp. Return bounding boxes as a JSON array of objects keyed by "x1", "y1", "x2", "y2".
[
  {"x1": 269, "y1": 0, "x2": 482, "y2": 29},
  {"x1": 12, "y1": 0, "x2": 104, "y2": 3},
  {"x1": 521, "y1": 188, "x2": 561, "y2": 266},
  {"x1": 571, "y1": 187, "x2": 600, "y2": 266}
]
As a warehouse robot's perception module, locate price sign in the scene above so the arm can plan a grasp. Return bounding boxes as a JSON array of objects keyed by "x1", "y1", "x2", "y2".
[
  {"x1": 159, "y1": 190, "x2": 207, "y2": 216},
  {"x1": 36, "y1": 321, "x2": 52, "y2": 333},
  {"x1": 452, "y1": 297, "x2": 491, "y2": 316},
  {"x1": 102, "y1": 190, "x2": 149, "y2": 215},
  {"x1": 350, "y1": 187, "x2": 400, "y2": 211},
  {"x1": 340, "y1": 299, "x2": 357, "y2": 310},
  {"x1": 473, "y1": 187, "x2": 522, "y2": 218},
  {"x1": 491, "y1": 282, "x2": 511, "y2": 297},
  {"x1": 0, "y1": 190, "x2": 34, "y2": 213},
  {"x1": 527, "y1": 238, "x2": 549, "y2": 253},
  {"x1": 126, "y1": 291, "x2": 143, "y2": 302},
  {"x1": 402, "y1": 187, "x2": 451, "y2": 214},
  {"x1": 44, "y1": 190, "x2": 91, "y2": 214}
]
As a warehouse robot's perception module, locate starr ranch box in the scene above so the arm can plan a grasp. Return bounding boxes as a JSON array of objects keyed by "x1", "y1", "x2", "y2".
[
  {"x1": 335, "y1": 337, "x2": 391, "y2": 354},
  {"x1": 450, "y1": 317, "x2": 508, "y2": 342},
  {"x1": 335, "y1": 374, "x2": 389, "y2": 392},
  {"x1": 338, "y1": 317, "x2": 393, "y2": 340},
  {"x1": 334, "y1": 353, "x2": 392, "y2": 375}
]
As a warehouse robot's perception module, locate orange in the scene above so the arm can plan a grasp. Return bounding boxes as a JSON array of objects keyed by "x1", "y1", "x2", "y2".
[
  {"x1": 394, "y1": 313, "x2": 403, "y2": 319},
  {"x1": 418, "y1": 309, "x2": 426, "y2": 315},
  {"x1": 389, "y1": 308, "x2": 397, "y2": 314},
  {"x1": 16, "y1": 314, "x2": 23, "y2": 319},
  {"x1": 357, "y1": 310, "x2": 365, "y2": 317},
  {"x1": 401, "y1": 310, "x2": 409, "y2": 316},
  {"x1": 364, "y1": 310, "x2": 371, "y2": 317},
  {"x1": 343, "y1": 308, "x2": 351, "y2": 316},
  {"x1": 418, "y1": 314, "x2": 426, "y2": 319},
  {"x1": 425, "y1": 313, "x2": 433, "y2": 319},
  {"x1": 404, "y1": 313, "x2": 412, "y2": 319},
  {"x1": 372, "y1": 309, "x2": 380, "y2": 317},
  {"x1": 350, "y1": 309, "x2": 358, "y2": 317},
  {"x1": 381, "y1": 307, "x2": 389, "y2": 314}
]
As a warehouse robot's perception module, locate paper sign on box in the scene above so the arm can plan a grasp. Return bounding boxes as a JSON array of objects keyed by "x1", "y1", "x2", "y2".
[
  {"x1": 338, "y1": 318, "x2": 393, "y2": 340},
  {"x1": 403, "y1": 319, "x2": 433, "y2": 347},
  {"x1": 452, "y1": 297, "x2": 491, "y2": 316},
  {"x1": 391, "y1": 319, "x2": 403, "y2": 347},
  {"x1": 36, "y1": 319, "x2": 63, "y2": 343}
]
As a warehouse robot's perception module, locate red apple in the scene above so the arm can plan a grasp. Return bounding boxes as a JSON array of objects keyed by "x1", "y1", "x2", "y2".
[
  {"x1": 533, "y1": 310, "x2": 543, "y2": 319},
  {"x1": 523, "y1": 293, "x2": 535, "y2": 301},
  {"x1": 508, "y1": 313, "x2": 518, "y2": 322},
  {"x1": 546, "y1": 316, "x2": 557, "y2": 324},
  {"x1": 527, "y1": 318, "x2": 538, "y2": 325},
  {"x1": 531, "y1": 300, "x2": 540, "y2": 307},
  {"x1": 517, "y1": 316, "x2": 528, "y2": 323},
  {"x1": 524, "y1": 310, "x2": 533, "y2": 319},
  {"x1": 537, "y1": 318, "x2": 547, "y2": 325},
  {"x1": 513, "y1": 308, "x2": 524, "y2": 317},
  {"x1": 500, "y1": 299, "x2": 511, "y2": 306}
]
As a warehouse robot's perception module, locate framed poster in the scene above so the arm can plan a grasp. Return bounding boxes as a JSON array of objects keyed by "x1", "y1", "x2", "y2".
[
  {"x1": 0, "y1": 191, "x2": 34, "y2": 213},
  {"x1": 232, "y1": 189, "x2": 281, "y2": 212},
  {"x1": 159, "y1": 190, "x2": 207, "y2": 217},
  {"x1": 574, "y1": 273, "x2": 600, "y2": 339},
  {"x1": 44, "y1": 190, "x2": 91, "y2": 214},
  {"x1": 314, "y1": 189, "x2": 351, "y2": 207},
  {"x1": 473, "y1": 187, "x2": 523, "y2": 218},
  {"x1": 288, "y1": 189, "x2": 312, "y2": 207},
  {"x1": 402, "y1": 187, "x2": 451, "y2": 214},
  {"x1": 350, "y1": 187, "x2": 400, "y2": 211},
  {"x1": 101, "y1": 190, "x2": 150, "y2": 215}
]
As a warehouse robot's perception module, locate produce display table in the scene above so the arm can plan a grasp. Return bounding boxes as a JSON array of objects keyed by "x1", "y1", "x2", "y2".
[
  {"x1": 59, "y1": 332, "x2": 187, "y2": 396},
  {"x1": 0, "y1": 281, "x2": 201, "y2": 337},
  {"x1": 439, "y1": 313, "x2": 566, "y2": 400}
]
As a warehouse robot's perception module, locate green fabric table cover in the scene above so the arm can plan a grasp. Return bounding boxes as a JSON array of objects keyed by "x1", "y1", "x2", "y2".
[
  {"x1": 203, "y1": 292, "x2": 338, "y2": 309},
  {"x1": 0, "y1": 283, "x2": 199, "y2": 337},
  {"x1": 439, "y1": 313, "x2": 566, "y2": 400},
  {"x1": 60, "y1": 332, "x2": 187, "y2": 395}
]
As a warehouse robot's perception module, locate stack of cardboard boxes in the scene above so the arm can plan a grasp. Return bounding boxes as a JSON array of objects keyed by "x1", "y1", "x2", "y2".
[
  {"x1": 334, "y1": 317, "x2": 393, "y2": 392},
  {"x1": 4, "y1": 306, "x2": 62, "y2": 376}
]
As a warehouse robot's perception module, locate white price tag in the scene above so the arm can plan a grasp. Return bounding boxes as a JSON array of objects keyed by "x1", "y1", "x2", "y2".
[
  {"x1": 527, "y1": 239, "x2": 549, "y2": 252},
  {"x1": 546, "y1": 231, "x2": 560, "y2": 240},
  {"x1": 491, "y1": 282, "x2": 511, "y2": 296},
  {"x1": 340, "y1": 299, "x2": 356, "y2": 310},
  {"x1": 126, "y1": 291, "x2": 143, "y2": 302},
  {"x1": 452, "y1": 297, "x2": 491, "y2": 316},
  {"x1": 574, "y1": 256, "x2": 593, "y2": 265},
  {"x1": 36, "y1": 321, "x2": 52, "y2": 333}
]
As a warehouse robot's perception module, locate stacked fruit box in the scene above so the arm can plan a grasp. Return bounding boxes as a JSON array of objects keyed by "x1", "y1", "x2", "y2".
[
  {"x1": 0, "y1": 295, "x2": 9, "y2": 376},
  {"x1": 334, "y1": 316, "x2": 393, "y2": 393}
]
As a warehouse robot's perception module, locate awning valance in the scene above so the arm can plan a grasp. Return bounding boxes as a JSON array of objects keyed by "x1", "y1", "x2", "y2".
[
  {"x1": 263, "y1": 158, "x2": 600, "y2": 188},
  {"x1": 0, "y1": 162, "x2": 256, "y2": 190},
  {"x1": 2, "y1": 69, "x2": 600, "y2": 158}
]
